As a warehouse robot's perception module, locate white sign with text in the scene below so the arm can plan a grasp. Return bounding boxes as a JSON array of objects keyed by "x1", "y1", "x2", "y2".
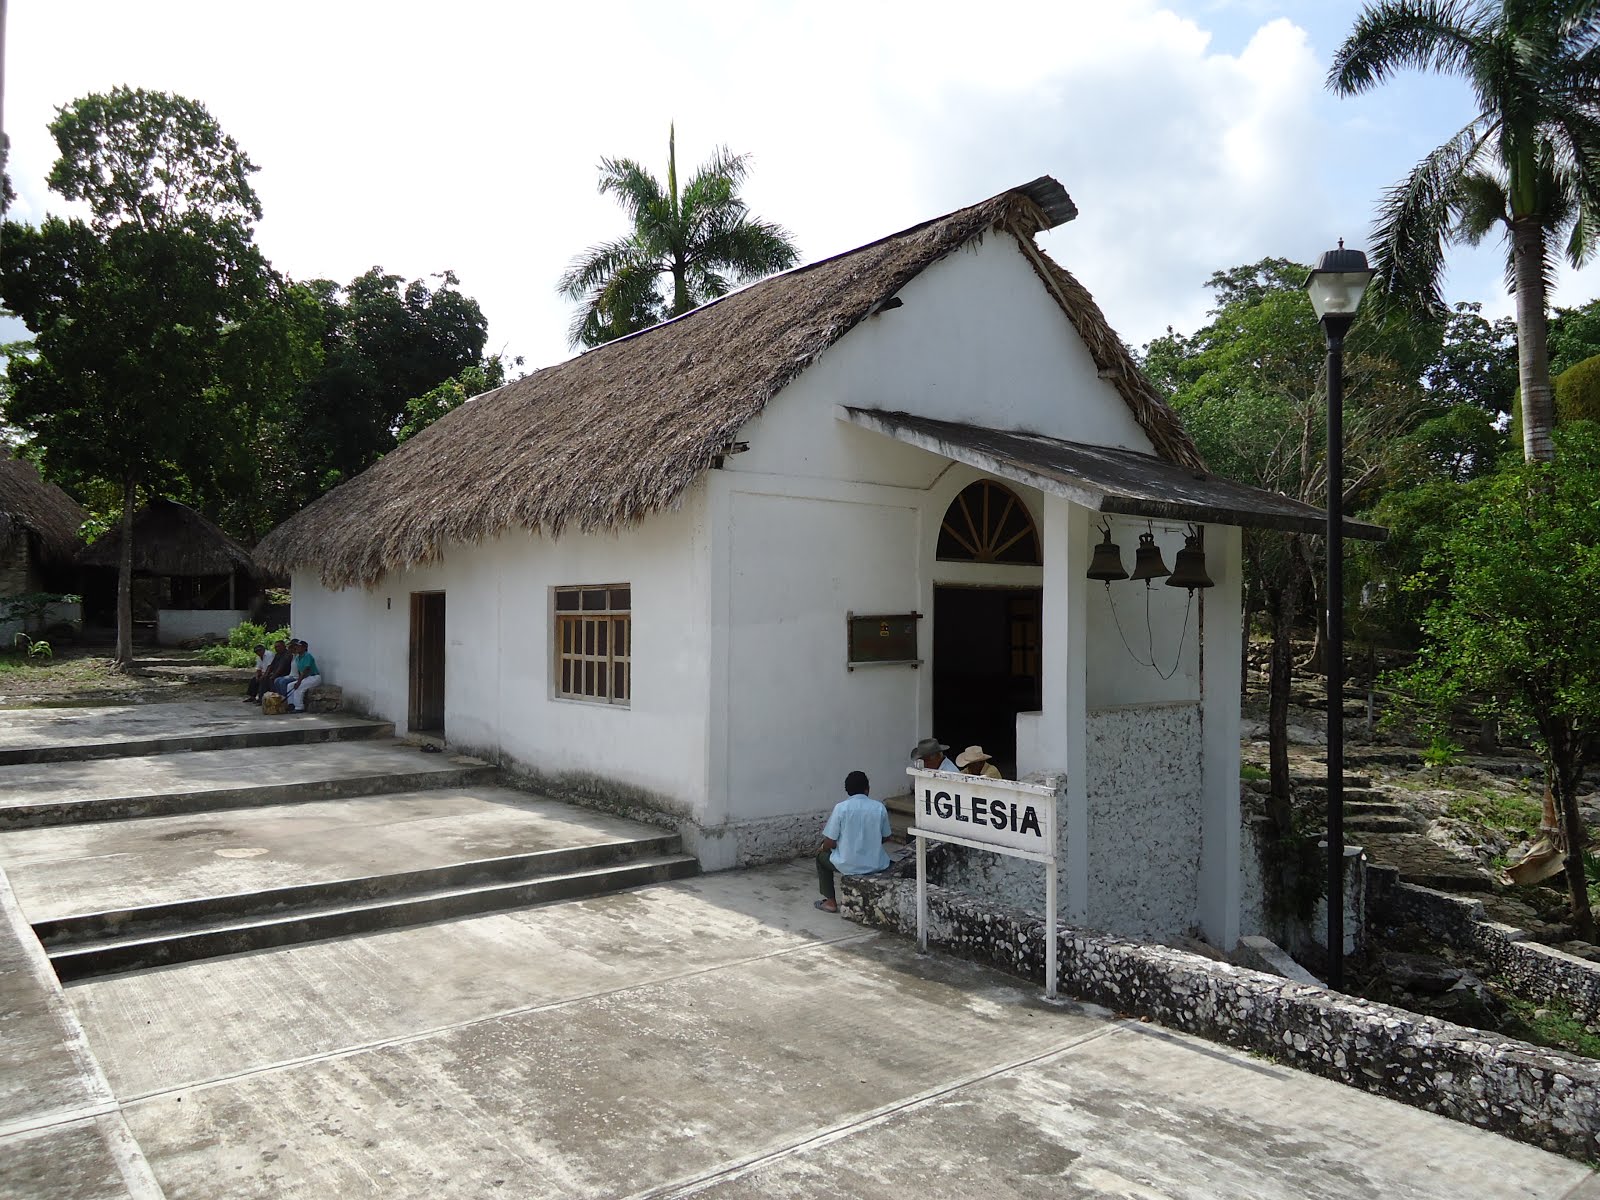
[{"x1": 904, "y1": 768, "x2": 1057, "y2": 860}]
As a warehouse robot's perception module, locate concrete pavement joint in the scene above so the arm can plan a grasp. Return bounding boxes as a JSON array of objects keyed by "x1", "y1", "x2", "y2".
[
  {"x1": 114, "y1": 927, "x2": 879, "y2": 1104},
  {"x1": 1, "y1": 870, "x2": 167, "y2": 1198},
  {"x1": 630, "y1": 1020, "x2": 1137, "y2": 1200},
  {"x1": 96, "y1": 1114, "x2": 168, "y2": 1200},
  {"x1": 0, "y1": 1100, "x2": 120, "y2": 1140}
]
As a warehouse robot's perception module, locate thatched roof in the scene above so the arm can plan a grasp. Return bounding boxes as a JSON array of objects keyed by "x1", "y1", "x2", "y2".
[
  {"x1": 258, "y1": 177, "x2": 1203, "y2": 589},
  {"x1": 79, "y1": 498, "x2": 260, "y2": 578},
  {"x1": 0, "y1": 449, "x2": 87, "y2": 565}
]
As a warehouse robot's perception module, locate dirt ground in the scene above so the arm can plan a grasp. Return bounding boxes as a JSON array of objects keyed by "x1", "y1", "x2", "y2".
[{"x1": 0, "y1": 644, "x2": 246, "y2": 707}]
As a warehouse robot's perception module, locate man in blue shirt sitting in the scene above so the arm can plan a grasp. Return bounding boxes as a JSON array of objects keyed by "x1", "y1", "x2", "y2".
[{"x1": 815, "y1": 770, "x2": 894, "y2": 914}]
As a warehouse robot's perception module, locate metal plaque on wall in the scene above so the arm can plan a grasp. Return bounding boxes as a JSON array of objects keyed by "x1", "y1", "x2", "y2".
[{"x1": 846, "y1": 611, "x2": 921, "y2": 669}]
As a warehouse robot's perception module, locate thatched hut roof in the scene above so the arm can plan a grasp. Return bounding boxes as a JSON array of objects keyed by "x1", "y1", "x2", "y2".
[
  {"x1": 79, "y1": 498, "x2": 260, "y2": 579},
  {"x1": 258, "y1": 176, "x2": 1202, "y2": 589},
  {"x1": 0, "y1": 449, "x2": 87, "y2": 565}
]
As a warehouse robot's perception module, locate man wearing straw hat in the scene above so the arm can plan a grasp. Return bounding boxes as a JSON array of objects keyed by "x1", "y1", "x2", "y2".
[
  {"x1": 956, "y1": 745, "x2": 1002, "y2": 779},
  {"x1": 911, "y1": 737, "x2": 958, "y2": 773},
  {"x1": 814, "y1": 770, "x2": 893, "y2": 914}
]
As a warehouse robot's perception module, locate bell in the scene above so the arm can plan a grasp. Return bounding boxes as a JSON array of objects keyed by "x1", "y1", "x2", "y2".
[
  {"x1": 1129, "y1": 531, "x2": 1170, "y2": 582},
  {"x1": 1086, "y1": 529, "x2": 1127, "y2": 581},
  {"x1": 1166, "y1": 534, "x2": 1214, "y2": 590}
]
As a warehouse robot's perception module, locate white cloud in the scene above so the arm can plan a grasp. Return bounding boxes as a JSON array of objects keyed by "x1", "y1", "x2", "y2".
[{"x1": 6, "y1": 0, "x2": 1599, "y2": 373}]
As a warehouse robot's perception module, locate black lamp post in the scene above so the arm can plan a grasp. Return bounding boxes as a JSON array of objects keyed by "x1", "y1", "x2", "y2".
[{"x1": 1304, "y1": 241, "x2": 1373, "y2": 991}]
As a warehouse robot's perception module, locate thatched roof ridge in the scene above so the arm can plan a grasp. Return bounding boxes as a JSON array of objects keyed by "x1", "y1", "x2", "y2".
[
  {"x1": 79, "y1": 498, "x2": 260, "y2": 578},
  {"x1": 0, "y1": 450, "x2": 87, "y2": 565},
  {"x1": 258, "y1": 176, "x2": 1199, "y2": 588}
]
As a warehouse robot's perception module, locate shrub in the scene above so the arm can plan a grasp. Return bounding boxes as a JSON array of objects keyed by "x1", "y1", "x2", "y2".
[{"x1": 198, "y1": 621, "x2": 291, "y2": 668}]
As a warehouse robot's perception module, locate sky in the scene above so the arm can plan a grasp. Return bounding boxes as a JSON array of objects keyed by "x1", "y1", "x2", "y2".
[{"x1": 7, "y1": 0, "x2": 1598, "y2": 374}]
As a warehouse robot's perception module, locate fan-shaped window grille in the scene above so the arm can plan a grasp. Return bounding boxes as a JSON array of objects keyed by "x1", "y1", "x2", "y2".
[{"x1": 936, "y1": 481, "x2": 1040, "y2": 564}]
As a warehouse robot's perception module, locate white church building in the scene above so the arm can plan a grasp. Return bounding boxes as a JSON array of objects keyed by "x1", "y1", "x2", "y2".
[{"x1": 259, "y1": 177, "x2": 1380, "y2": 949}]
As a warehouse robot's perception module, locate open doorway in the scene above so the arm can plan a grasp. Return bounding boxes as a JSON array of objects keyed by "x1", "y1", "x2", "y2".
[
  {"x1": 409, "y1": 591, "x2": 446, "y2": 733},
  {"x1": 932, "y1": 586, "x2": 1042, "y2": 776}
]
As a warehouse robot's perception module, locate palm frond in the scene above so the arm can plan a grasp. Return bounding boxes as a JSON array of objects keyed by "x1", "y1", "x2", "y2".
[
  {"x1": 689, "y1": 218, "x2": 800, "y2": 284},
  {"x1": 557, "y1": 236, "x2": 650, "y2": 301},
  {"x1": 558, "y1": 126, "x2": 798, "y2": 346},
  {"x1": 1328, "y1": 0, "x2": 1480, "y2": 94},
  {"x1": 1552, "y1": 0, "x2": 1600, "y2": 49},
  {"x1": 1454, "y1": 169, "x2": 1510, "y2": 242},
  {"x1": 596, "y1": 157, "x2": 665, "y2": 227},
  {"x1": 1370, "y1": 117, "x2": 1492, "y2": 316}
]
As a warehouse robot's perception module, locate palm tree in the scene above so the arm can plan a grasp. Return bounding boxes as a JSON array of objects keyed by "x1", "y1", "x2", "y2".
[
  {"x1": 558, "y1": 126, "x2": 799, "y2": 348},
  {"x1": 1329, "y1": 1, "x2": 1600, "y2": 463}
]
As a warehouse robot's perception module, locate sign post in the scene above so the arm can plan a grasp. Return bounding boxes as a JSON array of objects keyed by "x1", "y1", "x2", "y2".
[{"x1": 906, "y1": 767, "x2": 1060, "y2": 999}]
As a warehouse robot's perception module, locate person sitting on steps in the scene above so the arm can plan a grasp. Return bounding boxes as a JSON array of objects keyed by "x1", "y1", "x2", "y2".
[
  {"x1": 815, "y1": 770, "x2": 894, "y2": 915},
  {"x1": 243, "y1": 643, "x2": 270, "y2": 703},
  {"x1": 283, "y1": 641, "x2": 322, "y2": 713},
  {"x1": 255, "y1": 639, "x2": 292, "y2": 704}
]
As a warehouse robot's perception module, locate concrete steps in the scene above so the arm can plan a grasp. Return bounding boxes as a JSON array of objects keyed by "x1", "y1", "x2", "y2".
[
  {"x1": 0, "y1": 700, "x2": 705, "y2": 981},
  {"x1": 0, "y1": 741, "x2": 496, "y2": 829},
  {"x1": 0, "y1": 705, "x2": 393, "y2": 766},
  {"x1": 42, "y1": 845, "x2": 698, "y2": 981}
]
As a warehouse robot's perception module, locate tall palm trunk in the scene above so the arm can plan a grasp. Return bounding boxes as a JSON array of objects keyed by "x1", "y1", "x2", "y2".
[
  {"x1": 1511, "y1": 216, "x2": 1556, "y2": 463},
  {"x1": 115, "y1": 475, "x2": 135, "y2": 667}
]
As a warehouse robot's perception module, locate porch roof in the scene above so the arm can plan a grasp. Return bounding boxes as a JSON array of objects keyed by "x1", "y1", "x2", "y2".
[{"x1": 843, "y1": 409, "x2": 1387, "y2": 541}]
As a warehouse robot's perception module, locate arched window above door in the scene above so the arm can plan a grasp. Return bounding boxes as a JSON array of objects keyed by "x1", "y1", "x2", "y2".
[{"x1": 936, "y1": 480, "x2": 1041, "y2": 564}]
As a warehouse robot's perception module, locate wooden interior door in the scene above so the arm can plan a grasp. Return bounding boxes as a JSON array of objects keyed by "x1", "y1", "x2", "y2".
[{"x1": 409, "y1": 592, "x2": 446, "y2": 733}]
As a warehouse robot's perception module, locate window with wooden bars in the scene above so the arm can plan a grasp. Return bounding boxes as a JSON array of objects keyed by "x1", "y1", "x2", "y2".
[{"x1": 553, "y1": 585, "x2": 631, "y2": 705}]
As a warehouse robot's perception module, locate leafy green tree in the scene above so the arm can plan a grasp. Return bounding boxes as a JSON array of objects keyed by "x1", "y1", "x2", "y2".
[
  {"x1": 1143, "y1": 259, "x2": 1439, "y2": 817},
  {"x1": 558, "y1": 126, "x2": 799, "y2": 348},
  {"x1": 395, "y1": 353, "x2": 519, "y2": 444},
  {"x1": 1393, "y1": 424, "x2": 1600, "y2": 940},
  {"x1": 0, "y1": 88, "x2": 315, "y2": 663},
  {"x1": 1424, "y1": 301, "x2": 1516, "y2": 420},
  {"x1": 1329, "y1": 2, "x2": 1600, "y2": 464},
  {"x1": 1547, "y1": 296, "x2": 1600, "y2": 374},
  {"x1": 280, "y1": 268, "x2": 490, "y2": 515}
]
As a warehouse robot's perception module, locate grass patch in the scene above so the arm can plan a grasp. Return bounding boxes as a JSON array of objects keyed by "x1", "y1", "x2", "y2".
[
  {"x1": 1241, "y1": 762, "x2": 1268, "y2": 782},
  {"x1": 1497, "y1": 993, "x2": 1600, "y2": 1060},
  {"x1": 0, "y1": 652, "x2": 116, "y2": 683},
  {"x1": 1446, "y1": 790, "x2": 1544, "y2": 832}
]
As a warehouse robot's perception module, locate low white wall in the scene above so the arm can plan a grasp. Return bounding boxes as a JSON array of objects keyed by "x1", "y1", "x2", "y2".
[
  {"x1": 0, "y1": 601, "x2": 81, "y2": 647},
  {"x1": 158, "y1": 609, "x2": 249, "y2": 646}
]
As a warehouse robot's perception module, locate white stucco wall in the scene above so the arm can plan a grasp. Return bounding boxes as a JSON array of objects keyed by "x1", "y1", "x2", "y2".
[
  {"x1": 291, "y1": 486, "x2": 713, "y2": 823},
  {"x1": 158, "y1": 609, "x2": 250, "y2": 645},
  {"x1": 726, "y1": 230, "x2": 1156, "y2": 490},
  {"x1": 1084, "y1": 515, "x2": 1202, "y2": 709}
]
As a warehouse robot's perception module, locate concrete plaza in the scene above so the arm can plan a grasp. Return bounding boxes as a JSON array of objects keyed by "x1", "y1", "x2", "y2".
[{"x1": 0, "y1": 700, "x2": 1594, "y2": 1198}]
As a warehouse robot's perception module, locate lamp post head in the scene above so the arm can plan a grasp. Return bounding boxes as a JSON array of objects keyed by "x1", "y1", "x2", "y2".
[{"x1": 1305, "y1": 240, "x2": 1374, "y2": 327}]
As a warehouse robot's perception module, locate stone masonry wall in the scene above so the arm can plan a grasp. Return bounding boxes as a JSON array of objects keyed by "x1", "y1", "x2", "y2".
[
  {"x1": 1084, "y1": 702, "x2": 1202, "y2": 938},
  {"x1": 840, "y1": 872, "x2": 1600, "y2": 1161},
  {"x1": 1369, "y1": 865, "x2": 1600, "y2": 1024}
]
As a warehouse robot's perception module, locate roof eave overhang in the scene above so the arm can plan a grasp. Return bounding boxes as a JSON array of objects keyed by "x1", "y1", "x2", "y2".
[{"x1": 841, "y1": 407, "x2": 1388, "y2": 542}]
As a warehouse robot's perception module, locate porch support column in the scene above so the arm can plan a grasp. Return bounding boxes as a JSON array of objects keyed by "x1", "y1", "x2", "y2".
[
  {"x1": 1198, "y1": 524, "x2": 1244, "y2": 947},
  {"x1": 1038, "y1": 495, "x2": 1089, "y2": 924}
]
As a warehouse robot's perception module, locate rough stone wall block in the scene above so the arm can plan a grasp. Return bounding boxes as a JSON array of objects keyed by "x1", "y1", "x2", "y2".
[
  {"x1": 1370, "y1": 871, "x2": 1600, "y2": 1024},
  {"x1": 304, "y1": 685, "x2": 344, "y2": 713}
]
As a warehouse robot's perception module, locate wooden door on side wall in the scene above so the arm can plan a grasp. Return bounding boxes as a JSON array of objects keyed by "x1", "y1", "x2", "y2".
[{"x1": 409, "y1": 591, "x2": 446, "y2": 733}]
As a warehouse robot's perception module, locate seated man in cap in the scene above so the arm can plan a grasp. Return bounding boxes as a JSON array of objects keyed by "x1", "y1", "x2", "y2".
[
  {"x1": 911, "y1": 737, "x2": 958, "y2": 773},
  {"x1": 956, "y1": 745, "x2": 1003, "y2": 779},
  {"x1": 815, "y1": 770, "x2": 894, "y2": 914}
]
